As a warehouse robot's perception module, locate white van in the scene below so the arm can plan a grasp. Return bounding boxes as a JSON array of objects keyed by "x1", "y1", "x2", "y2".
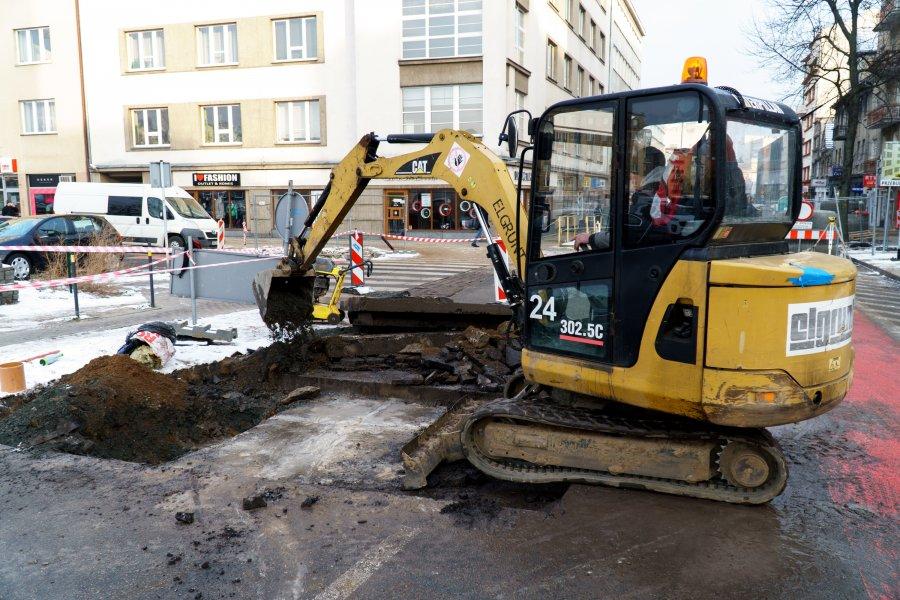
[{"x1": 53, "y1": 182, "x2": 219, "y2": 251}]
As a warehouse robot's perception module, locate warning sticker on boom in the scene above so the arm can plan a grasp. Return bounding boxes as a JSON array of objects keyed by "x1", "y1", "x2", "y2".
[
  {"x1": 786, "y1": 296, "x2": 854, "y2": 356},
  {"x1": 444, "y1": 142, "x2": 470, "y2": 177}
]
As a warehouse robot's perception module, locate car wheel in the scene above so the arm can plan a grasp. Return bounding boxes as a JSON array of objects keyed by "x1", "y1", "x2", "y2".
[
  {"x1": 5, "y1": 253, "x2": 32, "y2": 280},
  {"x1": 168, "y1": 235, "x2": 186, "y2": 253}
]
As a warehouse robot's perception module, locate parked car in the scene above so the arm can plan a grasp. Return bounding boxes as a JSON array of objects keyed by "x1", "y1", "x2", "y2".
[
  {"x1": 0, "y1": 214, "x2": 119, "y2": 280},
  {"x1": 53, "y1": 182, "x2": 219, "y2": 251}
]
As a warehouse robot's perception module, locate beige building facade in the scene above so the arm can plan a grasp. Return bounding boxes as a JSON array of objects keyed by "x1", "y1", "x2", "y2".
[
  {"x1": 3, "y1": 0, "x2": 643, "y2": 234},
  {"x1": 0, "y1": 0, "x2": 89, "y2": 216}
]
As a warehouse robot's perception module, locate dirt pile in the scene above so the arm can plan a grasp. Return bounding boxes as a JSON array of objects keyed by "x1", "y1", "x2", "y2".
[{"x1": 0, "y1": 337, "x2": 321, "y2": 463}]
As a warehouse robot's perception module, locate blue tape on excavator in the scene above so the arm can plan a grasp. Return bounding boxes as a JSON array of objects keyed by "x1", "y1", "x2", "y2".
[{"x1": 788, "y1": 265, "x2": 835, "y2": 287}]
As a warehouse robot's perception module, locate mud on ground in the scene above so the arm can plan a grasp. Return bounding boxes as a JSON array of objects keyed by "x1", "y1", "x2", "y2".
[
  {"x1": 0, "y1": 335, "x2": 323, "y2": 463},
  {"x1": 0, "y1": 326, "x2": 516, "y2": 465}
]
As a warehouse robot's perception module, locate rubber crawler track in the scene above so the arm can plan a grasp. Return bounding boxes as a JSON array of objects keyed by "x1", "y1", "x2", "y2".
[{"x1": 460, "y1": 397, "x2": 788, "y2": 504}]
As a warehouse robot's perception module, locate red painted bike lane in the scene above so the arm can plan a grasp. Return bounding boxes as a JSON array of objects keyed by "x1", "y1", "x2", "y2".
[{"x1": 824, "y1": 310, "x2": 899, "y2": 599}]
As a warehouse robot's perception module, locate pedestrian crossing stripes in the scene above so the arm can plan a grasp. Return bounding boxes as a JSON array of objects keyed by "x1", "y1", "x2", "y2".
[
  {"x1": 360, "y1": 259, "x2": 478, "y2": 292},
  {"x1": 854, "y1": 266, "x2": 900, "y2": 340}
]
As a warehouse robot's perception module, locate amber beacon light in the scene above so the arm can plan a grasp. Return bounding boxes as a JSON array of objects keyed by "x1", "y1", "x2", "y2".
[{"x1": 681, "y1": 56, "x2": 709, "y2": 84}]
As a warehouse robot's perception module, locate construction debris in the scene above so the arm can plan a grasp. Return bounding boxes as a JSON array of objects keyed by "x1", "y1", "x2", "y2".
[{"x1": 0, "y1": 325, "x2": 516, "y2": 466}]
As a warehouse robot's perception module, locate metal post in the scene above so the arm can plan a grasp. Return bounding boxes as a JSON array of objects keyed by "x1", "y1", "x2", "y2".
[
  {"x1": 147, "y1": 249, "x2": 156, "y2": 308},
  {"x1": 883, "y1": 190, "x2": 891, "y2": 252},
  {"x1": 284, "y1": 180, "x2": 295, "y2": 256},
  {"x1": 68, "y1": 252, "x2": 80, "y2": 319},
  {"x1": 188, "y1": 236, "x2": 197, "y2": 325},
  {"x1": 252, "y1": 195, "x2": 259, "y2": 252}
]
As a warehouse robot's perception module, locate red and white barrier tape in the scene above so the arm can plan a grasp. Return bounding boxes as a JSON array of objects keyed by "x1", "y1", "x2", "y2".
[
  {"x1": 338, "y1": 230, "x2": 485, "y2": 244},
  {"x1": 0, "y1": 244, "x2": 168, "y2": 254},
  {"x1": 0, "y1": 252, "x2": 181, "y2": 293}
]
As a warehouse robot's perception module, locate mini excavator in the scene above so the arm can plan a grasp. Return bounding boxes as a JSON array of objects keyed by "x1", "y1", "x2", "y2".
[{"x1": 254, "y1": 58, "x2": 856, "y2": 504}]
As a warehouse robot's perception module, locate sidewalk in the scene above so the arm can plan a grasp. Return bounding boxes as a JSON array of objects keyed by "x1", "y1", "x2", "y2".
[{"x1": 847, "y1": 248, "x2": 900, "y2": 281}]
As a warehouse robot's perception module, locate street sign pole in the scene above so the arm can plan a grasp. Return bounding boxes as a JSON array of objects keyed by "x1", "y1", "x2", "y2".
[{"x1": 150, "y1": 161, "x2": 172, "y2": 256}]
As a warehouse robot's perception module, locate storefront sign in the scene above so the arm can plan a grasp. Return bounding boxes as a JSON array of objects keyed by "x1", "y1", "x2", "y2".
[
  {"x1": 0, "y1": 157, "x2": 17, "y2": 174},
  {"x1": 831, "y1": 165, "x2": 843, "y2": 177},
  {"x1": 811, "y1": 178, "x2": 828, "y2": 188},
  {"x1": 27, "y1": 173, "x2": 66, "y2": 187},
  {"x1": 192, "y1": 172, "x2": 240, "y2": 187},
  {"x1": 863, "y1": 174, "x2": 876, "y2": 189}
]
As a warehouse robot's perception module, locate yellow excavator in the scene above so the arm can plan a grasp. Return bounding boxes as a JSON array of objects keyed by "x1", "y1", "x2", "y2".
[{"x1": 254, "y1": 58, "x2": 855, "y2": 504}]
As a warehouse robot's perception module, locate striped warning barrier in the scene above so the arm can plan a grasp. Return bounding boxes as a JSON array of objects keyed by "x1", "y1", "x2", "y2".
[
  {"x1": 493, "y1": 238, "x2": 510, "y2": 303},
  {"x1": 350, "y1": 231, "x2": 365, "y2": 286},
  {"x1": 786, "y1": 230, "x2": 837, "y2": 240}
]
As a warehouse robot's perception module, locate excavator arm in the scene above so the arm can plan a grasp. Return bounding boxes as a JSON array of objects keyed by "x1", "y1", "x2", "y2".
[{"x1": 254, "y1": 129, "x2": 529, "y2": 329}]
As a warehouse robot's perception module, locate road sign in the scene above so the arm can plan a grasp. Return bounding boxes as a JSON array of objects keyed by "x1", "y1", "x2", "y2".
[
  {"x1": 149, "y1": 161, "x2": 172, "y2": 188},
  {"x1": 798, "y1": 201, "x2": 814, "y2": 221}
]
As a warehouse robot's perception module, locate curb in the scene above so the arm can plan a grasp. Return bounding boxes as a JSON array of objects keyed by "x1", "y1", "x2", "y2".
[{"x1": 849, "y1": 257, "x2": 900, "y2": 283}]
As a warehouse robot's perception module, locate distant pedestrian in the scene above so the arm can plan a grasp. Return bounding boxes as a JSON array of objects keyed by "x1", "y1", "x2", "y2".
[
  {"x1": 1, "y1": 201, "x2": 18, "y2": 217},
  {"x1": 470, "y1": 224, "x2": 485, "y2": 247}
]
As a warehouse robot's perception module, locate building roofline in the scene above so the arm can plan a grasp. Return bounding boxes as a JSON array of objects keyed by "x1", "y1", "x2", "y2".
[{"x1": 620, "y1": 0, "x2": 646, "y2": 37}]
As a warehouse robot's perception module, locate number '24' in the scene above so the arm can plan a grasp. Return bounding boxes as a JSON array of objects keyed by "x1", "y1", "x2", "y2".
[{"x1": 529, "y1": 294, "x2": 557, "y2": 321}]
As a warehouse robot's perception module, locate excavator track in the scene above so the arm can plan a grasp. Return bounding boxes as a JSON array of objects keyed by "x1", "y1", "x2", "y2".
[{"x1": 460, "y1": 397, "x2": 788, "y2": 504}]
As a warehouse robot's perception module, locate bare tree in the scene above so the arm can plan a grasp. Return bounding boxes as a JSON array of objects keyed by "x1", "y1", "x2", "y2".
[{"x1": 750, "y1": 0, "x2": 877, "y2": 211}]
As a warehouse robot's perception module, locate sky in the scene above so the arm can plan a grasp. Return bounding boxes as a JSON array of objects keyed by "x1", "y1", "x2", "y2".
[{"x1": 630, "y1": 0, "x2": 797, "y2": 104}]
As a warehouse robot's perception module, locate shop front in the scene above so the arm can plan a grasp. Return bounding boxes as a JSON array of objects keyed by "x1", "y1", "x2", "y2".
[
  {"x1": 189, "y1": 172, "x2": 246, "y2": 229},
  {"x1": 386, "y1": 187, "x2": 480, "y2": 235},
  {"x1": 27, "y1": 173, "x2": 75, "y2": 215}
]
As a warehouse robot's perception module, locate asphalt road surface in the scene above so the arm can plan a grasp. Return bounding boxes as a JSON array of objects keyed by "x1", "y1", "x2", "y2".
[{"x1": 0, "y1": 261, "x2": 896, "y2": 599}]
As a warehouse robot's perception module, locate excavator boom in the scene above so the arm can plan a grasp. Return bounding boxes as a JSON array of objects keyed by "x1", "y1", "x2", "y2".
[{"x1": 254, "y1": 130, "x2": 528, "y2": 330}]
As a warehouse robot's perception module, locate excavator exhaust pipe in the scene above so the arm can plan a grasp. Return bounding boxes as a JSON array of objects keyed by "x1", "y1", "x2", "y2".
[{"x1": 252, "y1": 268, "x2": 317, "y2": 333}]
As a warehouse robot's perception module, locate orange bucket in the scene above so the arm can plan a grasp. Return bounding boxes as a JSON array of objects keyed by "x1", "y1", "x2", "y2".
[{"x1": 0, "y1": 362, "x2": 26, "y2": 393}]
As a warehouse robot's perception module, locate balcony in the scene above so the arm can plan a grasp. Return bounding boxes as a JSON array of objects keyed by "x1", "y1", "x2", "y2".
[
  {"x1": 866, "y1": 103, "x2": 900, "y2": 128},
  {"x1": 833, "y1": 124, "x2": 847, "y2": 140},
  {"x1": 874, "y1": 1, "x2": 900, "y2": 31}
]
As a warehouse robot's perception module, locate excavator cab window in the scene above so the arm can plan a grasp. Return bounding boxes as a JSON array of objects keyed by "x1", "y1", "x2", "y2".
[{"x1": 624, "y1": 93, "x2": 714, "y2": 248}]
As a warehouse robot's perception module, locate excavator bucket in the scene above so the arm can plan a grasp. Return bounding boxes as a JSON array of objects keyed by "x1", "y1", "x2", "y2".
[{"x1": 252, "y1": 268, "x2": 317, "y2": 332}]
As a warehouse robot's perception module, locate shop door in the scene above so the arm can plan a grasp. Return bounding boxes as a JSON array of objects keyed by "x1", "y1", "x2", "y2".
[
  {"x1": 384, "y1": 191, "x2": 407, "y2": 235},
  {"x1": 29, "y1": 188, "x2": 56, "y2": 215}
]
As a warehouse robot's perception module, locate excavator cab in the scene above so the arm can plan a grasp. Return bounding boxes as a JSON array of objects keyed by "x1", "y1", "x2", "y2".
[{"x1": 524, "y1": 83, "x2": 802, "y2": 369}]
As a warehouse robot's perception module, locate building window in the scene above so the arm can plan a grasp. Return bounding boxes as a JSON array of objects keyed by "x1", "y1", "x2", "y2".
[
  {"x1": 563, "y1": 0, "x2": 573, "y2": 22},
  {"x1": 588, "y1": 75, "x2": 595, "y2": 96},
  {"x1": 401, "y1": 0, "x2": 483, "y2": 59},
  {"x1": 588, "y1": 20, "x2": 596, "y2": 50},
  {"x1": 402, "y1": 84, "x2": 483, "y2": 135},
  {"x1": 197, "y1": 23, "x2": 238, "y2": 66},
  {"x1": 132, "y1": 108, "x2": 169, "y2": 147},
  {"x1": 515, "y1": 91, "x2": 526, "y2": 136},
  {"x1": 578, "y1": 4, "x2": 586, "y2": 37},
  {"x1": 276, "y1": 100, "x2": 321, "y2": 143},
  {"x1": 15, "y1": 27, "x2": 51, "y2": 64},
  {"x1": 127, "y1": 29, "x2": 165, "y2": 70},
  {"x1": 575, "y1": 65, "x2": 584, "y2": 96},
  {"x1": 20, "y1": 99, "x2": 55, "y2": 134},
  {"x1": 273, "y1": 17, "x2": 317, "y2": 61},
  {"x1": 563, "y1": 55, "x2": 573, "y2": 89},
  {"x1": 202, "y1": 104, "x2": 241, "y2": 144},
  {"x1": 514, "y1": 5, "x2": 525, "y2": 64},
  {"x1": 597, "y1": 30, "x2": 606, "y2": 60},
  {"x1": 546, "y1": 40, "x2": 558, "y2": 80}
]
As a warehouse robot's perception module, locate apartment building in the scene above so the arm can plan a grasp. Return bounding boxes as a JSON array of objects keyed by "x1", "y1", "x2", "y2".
[
  {"x1": 0, "y1": 0, "x2": 89, "y2": 216},
  {"x1": 7, "y1": 0, "x2": 642, "y2": 233}
]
